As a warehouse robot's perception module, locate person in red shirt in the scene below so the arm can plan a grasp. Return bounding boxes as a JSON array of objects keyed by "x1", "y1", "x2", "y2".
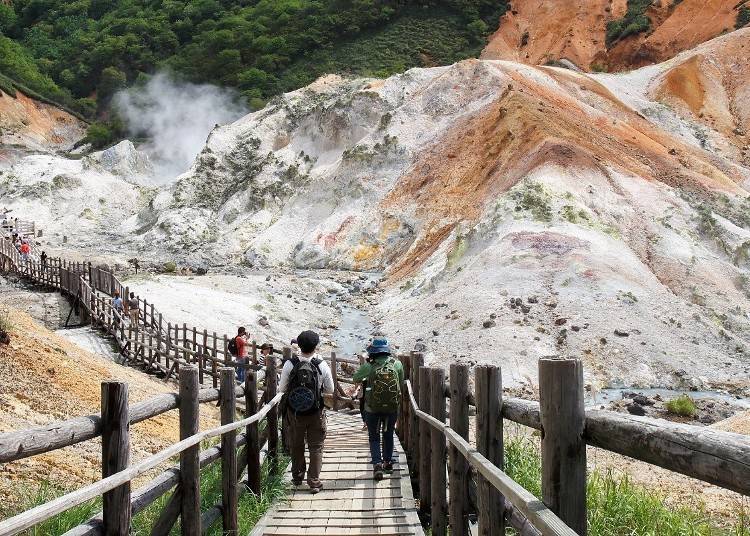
[
  {"x1": 235, "y1": 326, "x2": 248, "y2": 382},
  {"x1": 19, "y1": 241, "x2": 30, "y2": 263}
]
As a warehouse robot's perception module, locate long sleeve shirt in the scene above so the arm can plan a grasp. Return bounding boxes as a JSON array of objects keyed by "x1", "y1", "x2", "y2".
[{"x1": 278, "y1": 353, "x2": 335, "y2": 395}]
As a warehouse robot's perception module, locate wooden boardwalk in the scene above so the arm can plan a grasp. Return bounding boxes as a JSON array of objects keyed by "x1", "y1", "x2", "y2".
[{"x1": 251, "y1": 411, "x2": 424, "y2": 536}]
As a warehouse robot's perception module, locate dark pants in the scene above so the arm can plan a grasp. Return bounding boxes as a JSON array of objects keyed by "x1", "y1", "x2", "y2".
[
  {"x1": 364, "y1": 411, "x2": 397, "y2": 465},
  {"x1": 289, "y1": 410, "x2": 327, "y2": 487}
]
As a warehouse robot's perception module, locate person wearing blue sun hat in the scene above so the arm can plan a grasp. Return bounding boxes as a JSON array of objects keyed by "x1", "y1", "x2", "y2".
[{"x1": 353, "y1": 337, "x2": 404, "y2": 480}]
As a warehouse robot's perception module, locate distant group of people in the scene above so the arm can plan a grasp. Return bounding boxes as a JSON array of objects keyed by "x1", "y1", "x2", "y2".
[{"x1": 231, "y1": 327, "x2": 404, "y2": 490}]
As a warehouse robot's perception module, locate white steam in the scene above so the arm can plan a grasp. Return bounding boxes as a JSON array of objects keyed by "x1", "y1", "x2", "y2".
[{"x1": 114, "y1": 73, "x2": 248, "y2": 182}]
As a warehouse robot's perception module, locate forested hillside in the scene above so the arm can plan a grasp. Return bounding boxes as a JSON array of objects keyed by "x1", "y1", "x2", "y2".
[{"x1": 0, "y1": 0, "x2": 506, "y2": 121}]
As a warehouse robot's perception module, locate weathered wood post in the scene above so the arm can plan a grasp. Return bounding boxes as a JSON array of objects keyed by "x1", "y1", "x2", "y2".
[
  {"x1": 430, "y1": 367, "x2": 447, "y2": 536},
  {"x1": 409, "y1": 353, "x2": 424, "y2": 478},
  {"x1": 475, "y1": 365, "x2": 504, "y2": 536},
  {"x1": 330, "y1": 351, "x2": 339, "y2": 411},
  {"x1": 267, "y1": 348, "x2": 281, "y2": 474},
  {"x1": 209, "y1": 332, "x2": 217, "y2": 387},
  {"x1": 449, "y1": 363, "x2": 470, "y2": 536},
  {"x1": 245, "y1": 370, "x2": 261, "y2": 495},
  {"x1": 179, "y1": 365, "x2": 201, "y2": 536},
  {"x1": 220, "y1": 367, "x2": 238, "y2": 534},
  {"x1": 399, "y1": 354, "x2": 411, "y2": 450},
  {"x1": 418, "y1": 366, "x2": 431, "y2": 516},
  {"x1": 101, "y1": 381, "x2": 130, "y2": 535},
  {"x1": 539, "y1": 358, "x2": 587, "y2": 535}
]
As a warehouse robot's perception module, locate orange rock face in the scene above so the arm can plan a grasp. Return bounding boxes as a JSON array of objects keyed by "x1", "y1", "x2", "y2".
[{"x1": 482, "y1": 0, "x2": 743, "y2": 72}]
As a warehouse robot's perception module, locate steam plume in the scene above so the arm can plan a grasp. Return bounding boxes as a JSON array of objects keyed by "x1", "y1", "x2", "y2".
[{"x1": 114, "y1": 73, "x2": 248, "y2": 182}]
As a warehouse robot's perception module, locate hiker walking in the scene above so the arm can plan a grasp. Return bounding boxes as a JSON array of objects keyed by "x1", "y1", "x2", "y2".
[
  {"x1": 353, "y1": 337, "x2": 404, "y2": 480},
  {"x1": 228, "y1": 326, "x2": 248, "y2": 383},
  {"x1": 127, "y1": 292, "x2": 139, "y2": 325},
  {"x1": 40, "y1": 250, "x2": 47, "y2": 267},
  {"x1": 112, "y1": 291, "x2": 124, "y2": 324},
  {"x1": 19, "y1": 241, "x2": 30, "y2": 263},
  {"x1": 279, "y1": 330, "x2": 334, "y2": 493}
]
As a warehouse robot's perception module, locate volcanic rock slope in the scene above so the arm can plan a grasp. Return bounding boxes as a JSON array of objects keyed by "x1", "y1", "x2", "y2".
[
  {"x1": 0, "y1": 88, "x2": 86, "y2": 161},
  {"x1": 1, "y1": 29, "x2": 749, "y2": 390},
  {"x1": 481, "y1": 0, "x2": 743, "y2": 72}
]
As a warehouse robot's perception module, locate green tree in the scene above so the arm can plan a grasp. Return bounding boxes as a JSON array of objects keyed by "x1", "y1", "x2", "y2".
[{"x1": 97, "y1": 66, "x2": 127, "y2": 103}]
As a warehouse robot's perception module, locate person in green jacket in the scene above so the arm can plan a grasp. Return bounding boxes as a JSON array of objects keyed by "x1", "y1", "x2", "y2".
[{"x1": 353, "y1": 337, "x2": 404, "y2": 480}]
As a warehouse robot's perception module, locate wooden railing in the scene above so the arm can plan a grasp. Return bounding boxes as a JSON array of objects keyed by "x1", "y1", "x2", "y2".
[
  {"x1": 0, "y1": 223, "x2": 362, "y2": 408},
  {"x1": 395, "y1": 355, "x2": 750, "y2": 536},
  {"x1": 0, "y1": 362, "x2": 282, "y2": 536}
]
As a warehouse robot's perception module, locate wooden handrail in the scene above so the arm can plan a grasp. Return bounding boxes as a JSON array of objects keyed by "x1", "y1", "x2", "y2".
[
  {"x1": 0, "y1": 385, "x2": 248, "y2": 463},
  {"x1": 404, "y1": 381, "x2": 576, "y2": 536},
  {"x1": 0, "y1": 392, "x2": 282, "y2": 536}
]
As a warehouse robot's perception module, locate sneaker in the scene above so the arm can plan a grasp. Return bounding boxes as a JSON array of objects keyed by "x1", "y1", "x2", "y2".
[
  {"x1": 309, "y1": 483, "x2": 323, "y2": 494},
  {"x1": 383, "y1": 461, "x2": 394, "y2": 474},
  {"x1": 373, "y1": 463, "x2": 384, "y2": 480}
]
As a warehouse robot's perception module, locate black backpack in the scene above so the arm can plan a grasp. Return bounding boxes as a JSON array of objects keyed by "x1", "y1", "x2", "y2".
[
  {"x1": 287, "y1": 357, "x2": 323, "y2": 415},
  {"x1": 227, "y1": 337, "x2": 239, "y2": 356}
]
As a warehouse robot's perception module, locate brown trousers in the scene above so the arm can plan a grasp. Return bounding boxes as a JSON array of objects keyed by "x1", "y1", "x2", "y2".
[{"x1": 289, "y1": 409, "x2": 327, "y2": 487}]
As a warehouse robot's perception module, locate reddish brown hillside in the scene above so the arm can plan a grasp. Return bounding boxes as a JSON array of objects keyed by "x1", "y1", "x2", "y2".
[{"x1": 482, "y1": 0, "x2": 742, "y2": 72}]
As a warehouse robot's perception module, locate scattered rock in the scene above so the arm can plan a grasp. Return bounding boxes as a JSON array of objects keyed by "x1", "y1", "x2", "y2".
[
  {"x1": 554, "y1": 318, "x2": 567, "y2": 326},
  {"x1": 482, "y1": 319, "x2": 496, "y2": 328},
  {"x1": 432, "y1": 330, "x2": 439, "y2": 336},
  {"x1": 527, "y1": 296, "x2": 538, "y2": 304},
  {"x1": 614, "y1": 329, "x2": 629, "y2": 337},
  {"x1": 521, "y1": 305, "x2": 531, "y2": 314},
  {"x1": 258, "y1": 316, "x2": 269, "y2": 327},
  {"x1": 489, "y1": 313, "x2": 497, "y2": 319},
  {"x1": 626, "y1": 403, "x2": 646, "y2": 416},
  {"x1": 571, "y1": 325, "x2": 580, "y2": 332}
]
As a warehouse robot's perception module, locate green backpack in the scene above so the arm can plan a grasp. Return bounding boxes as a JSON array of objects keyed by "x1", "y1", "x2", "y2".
[{"x1": 366, "y1": 357, "x2": 401, "y2": 413}]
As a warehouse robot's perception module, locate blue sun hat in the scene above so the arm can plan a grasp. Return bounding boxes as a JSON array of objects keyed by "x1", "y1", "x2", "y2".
[{"x1": 367, "y1": 337, "x2": 392, "y2": 356}]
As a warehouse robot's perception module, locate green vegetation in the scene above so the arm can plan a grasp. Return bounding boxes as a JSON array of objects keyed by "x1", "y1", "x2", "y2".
[
  {"x1": 2, "y1": 455, "x2": 288, "y2": 535},
  {"x1": 163, "y1": 261, "x2": 177, "y2": 273},
  {"x1": 738, "y1": 6, "x2": 750, "y2": 29},
  {"x1": 512, "y1": 181, "x2": 552, "y2": 222},
  {"x1": 0, "y1": 0, "x2": 508, "y2": 119},
  {"x1": 0, "y1": 309, "x2": 12, "y2": 334},
  {"x1": 665, "y1": 394, "x2": 698, "y2": 417},
  {"x1": 504, "y1": 433, "x2": 748, "y2": 535},
  {"x1": 606, "y1": 0, "x2": 653, "y2": 47}
]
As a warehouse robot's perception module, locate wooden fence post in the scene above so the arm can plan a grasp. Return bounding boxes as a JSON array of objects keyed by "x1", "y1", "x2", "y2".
[
  {"x1": 101, "y1": 381, "x2": 130, "y2": 535},
  {"x1": 245, "y1": 370, "x2": 261, "y2": 495},
  {"x1": 475, "y1": 365, "x2": 504, "y2": 536},
  {"x1": 220, "y1": 367, "x2": 238, "y2": 535},
  {"x1": 430, "y1": 368, "x2": 447, "y2": 536},
  {"x1": 267, "y1": 349, "x2": 280, "y2": 474},
  {"x1": 330, "y1": 351, "x2": 339, "y2": 411},
  {"x1": 418, "y1": 366, "x2": 431, "y2": 516},
  {"x1": 449, "y1": 363, "x2": 470, "y2": 536},
  {"x1": 409, "y1": 353, "x2": 423, "y2": 479},
  {"x1": 180, "y1": 365, "x2": 201, "y2": 536},
  {"x1": 539, "y1": 358, "x2": 587, "y2": 535},
  {"x1": 398, "y1": 354, "x2": 410, "y2": 446}
]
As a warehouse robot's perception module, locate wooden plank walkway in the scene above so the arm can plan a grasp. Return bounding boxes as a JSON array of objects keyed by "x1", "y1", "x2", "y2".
[{"x1": 251, "y1": 411, "x2": 424, "y2": 536}]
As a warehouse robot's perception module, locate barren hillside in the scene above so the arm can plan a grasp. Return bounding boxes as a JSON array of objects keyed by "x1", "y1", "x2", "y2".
[
  {"x1": 0, "y1": 87, "x2": 86, "y2": 162},
  {"x1": 481, "y1": 0, "x2": 744, "y2": 71},
  {"x1": 0, "y1": 308, "x2": 219, "y2": 515}
]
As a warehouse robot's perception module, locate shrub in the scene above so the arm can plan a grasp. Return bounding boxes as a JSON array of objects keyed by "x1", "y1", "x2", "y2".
[
  {"x1": 737, "y1": 7, "x2": 750, "y2": 29},
  {"x1": 163, "y1": 261, "x2": 177, "y2": 273},
  {"x1": 665, "y1": 394, "x2": 697, "y2": 417},
  {"x1": 606, "y1": 0, "x2": 653, "y2": 46}
]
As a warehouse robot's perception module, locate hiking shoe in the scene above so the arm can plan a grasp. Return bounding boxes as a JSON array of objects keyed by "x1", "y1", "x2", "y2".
[
  {"x1": 373, "y1": 463, "x2": 384, "y2": 480},
  {"x1": 309, "y1": 483, "x2": 323, "y2": 494},
  {"x1": 383, "y1": 461, "x2": 394, "y2": 474}
]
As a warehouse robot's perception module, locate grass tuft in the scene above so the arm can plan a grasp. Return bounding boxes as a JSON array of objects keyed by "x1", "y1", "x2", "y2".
[
  {"x1": 503, "y1": 433, "x2": 748, "y2": 535},
  {"x1": 664, "y1": 394, "x2": 698, "y2": 417}
]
